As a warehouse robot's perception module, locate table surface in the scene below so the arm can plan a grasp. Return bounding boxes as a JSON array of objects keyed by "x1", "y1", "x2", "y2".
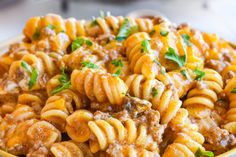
[{"x1": 0, "y1": 0, "x2": 235, "y2": 43}]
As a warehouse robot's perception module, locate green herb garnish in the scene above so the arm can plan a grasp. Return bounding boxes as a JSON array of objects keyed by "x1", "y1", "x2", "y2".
[
  {"x1": 90, "y1": 19, "x2": 98, "y2": 27},
  {"x1": 47, "y1": 24, "x2": 56, "y2": 30},
  {"x1": 21, "y1": 61, "x2": 32, "y2": 73},
  {"x1": 85, "y1": 39, "x2": 93, "y2": 46},
  {"x1": 149, "y1": 29, "x2": 155, "y2": 35},
  {"x1": 164, "y1": 47, "x2": 186, "y2": 67},
  {"x1": 141, "y1": 39, "x2": 152, "y2": 53},
  {"x1": 51, "y1": 68, "x2": 71, "y2": 95},
  {"x1": 151, "y1": 87, "x2": 158, "y2": 97},
  {"x1": 130, "y1": 25, "x2": 139, "y2": 34},
  {"x1": 180, "y1": 69, "x2": 190, "y2": 79},
  {"x1": 231, "y1": 87, "x2": 236, "y2": 93},
  {"x1": 160, "y1": 30, "x2": 169, "y2": 37},
  {"x1": 116, "y1": 18, "x2": 132, "y2": 41},
  {"x1": 28, "y1": 68, "x2": 38, "y2": 89},
  {"x1": 71, "y1": 38, "x2": 84, "y2": 51},
  {"x1": 111, "y1": 59, "x2": 124, "y2": 67},
  {"x1": 195, "y1": 148, "x2": 214, "y2": 157},
  {"x1": 194, "y1": 68, "x2": 205, "y2": 81},
  {"x1": 112, "y1": 67, "x2": 122, "y2": 77},
  {"x1": 21, "y1": 61, "x2": 38, "y2": 89},
  {"x1": 182, "y1": 34, "x2": 192, "y2": 46},
  {"x1": 81, "y1": 61, "x2": 99, "y2": 69},
  {"x1": 33, "y1": 28, "x2": 40, "y2": 40}
]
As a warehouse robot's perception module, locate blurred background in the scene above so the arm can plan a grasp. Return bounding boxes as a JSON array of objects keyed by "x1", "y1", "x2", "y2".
[{"x1": 0, "y1": 0, "x2": 235, "y2": 42}]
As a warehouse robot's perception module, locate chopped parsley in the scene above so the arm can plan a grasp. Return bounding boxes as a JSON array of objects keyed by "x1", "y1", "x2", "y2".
[
  {"x1": 111, "y1": 59, "x2": 123, "y2": 77},
  {"x1": 111, "y1": 59, "x2": 123, "y2": 67},
  {"x1": 160, "y1": 30, "x2": 169, "y2": 37},
  {"x1": 164, "y1": 47, "x2": 186, "y2": 67},
  {"x1": 182, "y1": 34, "x2": 192, "y2": 46},
  {"x1": 21, "y1": 61, "x2": 32, "y2": 73},
  {"x1": 231, "y1": 87, "x2": 236, "y2": 93},
  {"x1": 47, "y1": 24, "x2": 56, "y2": 30},
  {"x1": 116, "y1": 18, "x2": 132, "y2": 41},
  {"x1": 151, "y1": 87, "x2": 158, "y2": 97},
  {"x1": 112, "y1": 67, "x2": 122, "y2": 77},
  {"x1": 33, "y1": 28, "x2": 40, "y2": 40},
  {"x1": 194, "y1": 68, "x2": 205, "y2": 81},
  {"x1": 180, "y1": 69, "x2": 190, "y2": 79},
  {"x1": 81, "y1": 61, "x2": 99, "y2": 69},
  {"x1": 21, "y1": 61, "x2": 38, "y2": 89},
  {"x1": 90, "y1": 19, "x2": 98, "y2": 27},
  {"x1": 149, "y1": 29, "x2": 155, "y2": 35},
  {"x1": 51, "y1": 68, "x2": 71, "y2": 95},
  {"x1": 195, "y1": 148, "x2": 214, "y2": 157},
  {"x1": 71, "y1": 38, "x2": 93, "y2": 51},
  {"x1": 130, "y1": 25, "x2": 139, "y2": 34},
  {"x1": 28, "y1": 68, "x2": 38, "y2": 89},
  {"x1": 141, "y1": 39, "x2": 152, "y2": 53}
]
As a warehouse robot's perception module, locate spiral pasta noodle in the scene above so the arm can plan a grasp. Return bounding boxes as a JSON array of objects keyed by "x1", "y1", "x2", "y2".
[
  {"x1": 125, "y1": 74, "x2": 181, "y2": 124},
  {"x1": 1, "y1": 13, "x2": 236, "y2": 156},
  {"x1": 71, "y1": 68, "x2": 128, "y2": 106},
  {"x1": 183, "y1": 68, "x2": 223, "y2": 118},
  {"x1": 163, "y1": 108, "x2": 205, "y2": 157}
]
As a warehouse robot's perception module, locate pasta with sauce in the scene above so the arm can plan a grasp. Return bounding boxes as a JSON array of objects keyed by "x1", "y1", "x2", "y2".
[{"x1": 0, "y1": 13, "x2": 236, "y2": 157}]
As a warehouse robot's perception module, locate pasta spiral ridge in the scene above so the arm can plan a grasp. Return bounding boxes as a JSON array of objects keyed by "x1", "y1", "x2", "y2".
[
  {"x1": 223, "y1": 76, "x2": 236, "y2": 134},
  {"x1": 71, "y1": 68, "x2": 128, "y2": 106},
  {"x1": 23, "y1": 14, "x2": 153, "y2": 41},
  {"x1": 125, "y1": 74, "x2": 182, "y2": 124},
  {"x1": 183, "y1": 68, "x2": 223, "y2": 118},
  {"x1": 124, "y1": 32, "x2": 159, "y2": 79},
  {"x1": 88, "y1": 117, "x2": 158, "y2": 153},
  {"x1": 163, "y1": 108, "x2": 205, "y2": 157}
]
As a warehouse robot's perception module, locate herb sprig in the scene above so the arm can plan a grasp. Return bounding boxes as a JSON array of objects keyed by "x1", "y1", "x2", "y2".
[
  {"x1": 164, "y1": 47, "x2": 186, "y2": 67},
  {"x1": 195, "y1": 148, "x2": 214, "y2": 157},
  {"x1": 194, "y1": 67, "x2": 205, "y2": 81},
  {"x1": 21, "y1": 61, "x2": 38, "y2": 89},
  {"x1": 51, "y1": 68, "x2": 71, "y2": 95},
  {"x1": 71, "y1": 38, "x2": 93, "y2": 51},
  {"x1": 116, "y1": 18, "x2": 133, "y2": 41},
  {"x1": 141, "y1": 39, "x2": 152, "y2": 53},
  {"x1": 111, "y1": 59, "x2": 124, "y2": 77},
  {"x1": 81, "y1": 61, "x2": 99, "y2": 69}
]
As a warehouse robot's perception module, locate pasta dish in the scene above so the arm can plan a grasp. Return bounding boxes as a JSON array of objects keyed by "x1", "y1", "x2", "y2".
[{"x1": 0, "y1": 13, "x2": 236, "y2": 157}]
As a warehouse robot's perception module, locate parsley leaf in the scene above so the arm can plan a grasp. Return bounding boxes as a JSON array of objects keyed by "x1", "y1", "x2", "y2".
[
  {"x1": 195, "y1": 148, "x2": 214, "y2": 157},
  {"x1": 33, "y1": 28, "x2": 40, "y2": 40},
  {"x1": 111, "y1": 59, "x2": 124, "y2": 67},
  {"x1": 85, "y1": 39, "x2": 93, "y2": 46},
  {"x1": 149, "y1": 29, "x2": 155, "y2": 35},
  {"x1": 51, "y1": 68, "x2": 71, "y2": 95},
  {"x1": 21, "y1": 61, "x2": 32, "y2": 73},
  {"x1": 182, "y1": 34, "x2": 192, "y2": 46},
  {"x1": 81, "y1": 61, "x2": 99, "y2": 69},
  {"x1": 180, "y1": 69, "x2": 190, "y2": 79},
  {"x1": 231, "y1": 87, "x2": 236, "y2": 93},
  {"x1": 112, "y1": 67, "x2": 122, "y2": 77},
  {"x1": 116, "y1": 18, "x2": 132, "y2": 41},
  {"x1": 90, "y1": 19, "x2": 98, "y2": 27},
  {"x1": 141, "y1": 39, "x2": 152, "y2": 53},
  {"x1": 51, "y1": 81, "x2": 71, "y2": 95},
  {"x1": 164, "y1": 47, "x2": 186, "y2": 67},
  {"x1": 28, "y1": 68, "x2": 38, "y2": 89},
  {"x1": 160, "y1": 30, "x2": 169, "y2": 37},
  {"x1": 71, "y1": 38, "x2": 84, "y2": 51},
  {"x1": 194, "y1": 68, "x2": 205, "y2": 81},
  {"x1": 47, "y1": 24, "x2": 56, "y2": 30},
  {"x1": 151, "y1": 87, "x2": 158, "y2": 97}
]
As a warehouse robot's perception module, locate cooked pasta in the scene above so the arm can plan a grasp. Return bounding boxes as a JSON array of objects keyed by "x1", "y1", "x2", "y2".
[{"x1": 0, "y1": 13, "x2": 236, "y2": 157}]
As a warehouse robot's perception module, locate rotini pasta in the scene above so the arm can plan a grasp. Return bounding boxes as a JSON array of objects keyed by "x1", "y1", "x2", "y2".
[{"x1": 0, "y1": 13, "x2": 236, "y2": 157}]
